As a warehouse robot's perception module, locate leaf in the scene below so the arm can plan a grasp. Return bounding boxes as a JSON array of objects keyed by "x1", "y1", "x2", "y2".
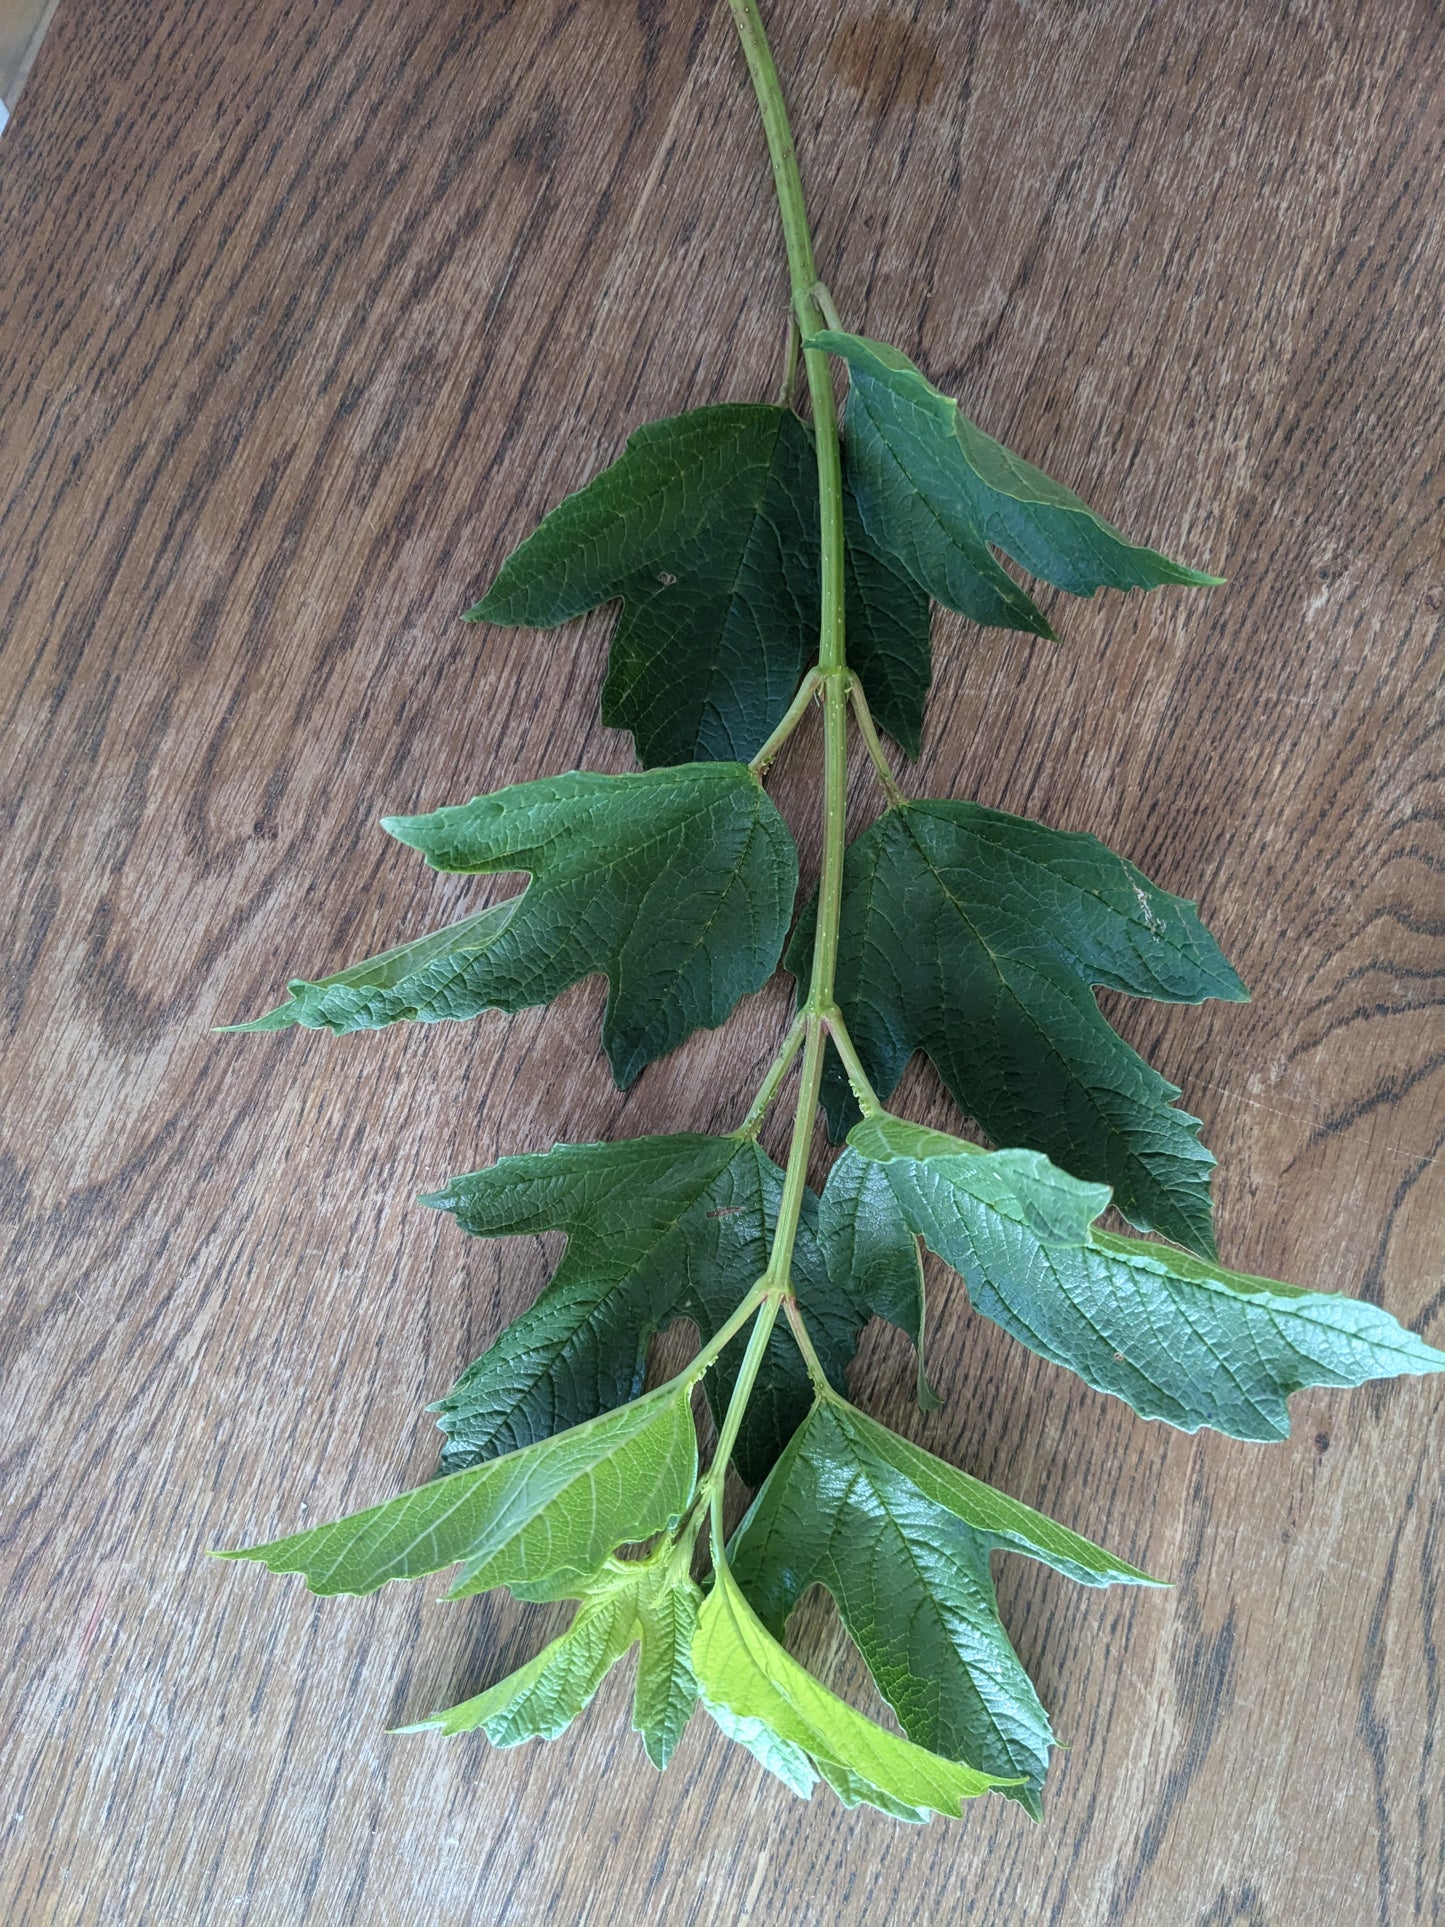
[
  {"x1": 813, "y1": 330, "x2": 1221, "y2": 636},
  {"x1": 219, "y1": 1382, "x2": 698, "y2": 1600},
  {"x1": 693, "y1": 1556, "x2": 1009, "y2": 1819},
  {"x1": 729, "y1": 1397, "x2": 1158, "y2": 1815},
  {"x1": 427, "y1": 1131, "x2": 865, "y2": 1489},
  {"x1": 401, "y1": 1553, "x2": 702, "y2": 1768},
  {"x1": 467, "y1": 402, "x2": 932, "y2": 764},
  {"x1": 790, "y1": 797, "x2": 1247, "y2": 1254},
  {"x1": 403, "y1": 1580, "x2": 639, "y2": 1746},
  {"x1": 631, "y1": 1565, "x2": 704, "y2": 1768},
  {"x1": 236, "y1": 763, "x2": 798, "y2": 1088},
  {"x1": 852, "y1": 1113, "x2": 1445, "y2": 1440},
  {"x1": 841, "y1": 484, "x2": 933, "y2": 759},
  {"x1": 818, "y1": 1147, "x2": 940, "y2": 1408}
]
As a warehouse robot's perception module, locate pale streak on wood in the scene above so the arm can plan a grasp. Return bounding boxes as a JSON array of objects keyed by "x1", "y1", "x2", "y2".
[{"x1": 0, "y1": 2, "x2": 1441, "y2": 1924}]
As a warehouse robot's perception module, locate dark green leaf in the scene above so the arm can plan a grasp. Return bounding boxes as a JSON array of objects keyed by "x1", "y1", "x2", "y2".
[
  {"x1": 219, "y1": 1383, "x2": 697, "y2": 1599},
  {"x1": 852, "y1": 1114, "x2": 1445, "y2": 1439},
  {"x1": 818, "y1": 1147, "x2": 939, "y2": 1408},
  {"x1": 469, "y1": 406, "x2": 817, "y2": 768},
  {"x1": 813, "y1": 330, "x2": 1221, "y2": 636},
  {"x1": 730, "y1": 1396, "x2": 1157, "y2": 1814},
  {"x1": 428, "y1": 1131, "x2": 864, "y2": 1489},
  {"x1": 693, "y1": 1556, "x2": 1009, "y2": 1818},
  {"x1": 841, "y1": 483, "x2": 932, "y2": 758},
  {"x1": 791, "y1": 798, "x2": 1247, "y2": 1253},
  {"x1": 236, "y1": 763, "x2": 798, "y2": 1088},
  {"x1": 468, "y1": 403, "x2": 932, "y2": 764}
]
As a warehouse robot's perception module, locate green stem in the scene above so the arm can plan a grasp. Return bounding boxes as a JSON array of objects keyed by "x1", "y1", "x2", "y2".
[
  {"x1": 811, "y1": 281, "x2": 844, "y2": 333},
  {"x1": 706, "y1": 1295, "x2": 781, "y2": 1541},
  {"x1": 821, "y1": 1006, "x2": 884, "y2": 1115},
  {"x1": 848, "y1": 674, "x2": 906, "y2": 808},
  {"x1": 782, "y1": 1293, "x2": 834, "y2": 1397},
  {"x1": 676, "y1": 1276, "x2": 769, "y2": 1388},
  {"x1": 716, "y1": 0, "x2": 851, "y2": 1535},
  {"x1": 736, "y1": 1009, "x2": 807, "y2": 1135},
  {"x1": 726, "y1": 0, "x2": 845, "y2": 686},
  {"x1": 764, "y1": 1016, "x2": 827, "y2": 1283},
  {"x1": 748, "y1": 666, "x2": 819, "y2": 776}
]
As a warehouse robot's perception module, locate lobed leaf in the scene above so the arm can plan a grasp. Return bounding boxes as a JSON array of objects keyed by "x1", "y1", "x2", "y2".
[
  {"x1": 468, "y1": 403, "x2": 931, "y2": 763},
  {"x1": 813, "y1": 330, "x2": 1221, "y2": 635},
  {"x1": 427, "y1": 1131, "x2": 863, "y2": 1489},
  {"x1": 236, "y1": 763, "x2": 797, "y2": 1087},
  {"x1": 852, "y1": 1114, "x2": 1445, "y2": 1439},
  {"x1": 792, "y1": 797, "x2": 1247, "y2": 1254},
  {"x1": 693, "y1": 1556, "x2": 1010, "y2": 1819},
  {"x1": 219, "y1": 1382, "x2": 698, "y2": 1600},
  {"x1": 729, "y1": 1397, "x2": 1157, "y2": 1815},
  {"x1": 401, "y1": 1553, "x2": 701, "y2": 1768},
  {"x1": 818, "y1": 1147, "x2": 939, "y2": 1408}
]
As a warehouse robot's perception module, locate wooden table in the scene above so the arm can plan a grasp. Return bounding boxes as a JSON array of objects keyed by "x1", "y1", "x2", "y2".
[{"x1": 2, "y1": 4, "x2": 1440, "y2": 1921}]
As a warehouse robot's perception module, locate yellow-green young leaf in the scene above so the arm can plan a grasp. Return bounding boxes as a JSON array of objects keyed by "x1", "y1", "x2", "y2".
[
  {"x1": 693, "y1": 1557, "x2": 1010, "y2": 1819},
  {"x1": 813, "y1": 329, "x2": 1221, "y2": 635},
  {"x1": 468, "y1": 403, "x2": 932, "y2": 765},
  {"x1": 630, "y1": 1566, "x2": 703, "y2": 1769},
  {"x1": 427, "y1": 1132, "x2": 863, "y2": 1490},
  {"x1": 792, "y1": 797, "x2": 1247, "y2": 1254},
  {"x1": 219, "y1": 1383, "x2": 697, "y2": 1601},
  {"x1": 729, "y1": 1397, "x2": 1158, "y2": 1815},
  {"x1": 232, "y1": 763, "x2": 797, "y2": 1087},
  {"x1": 400, "y1": 1555, "x2": 701, "y2": 1768},
  {"x1": 851, "y1": 1114, "x2": 1445, "y2": 1439}
]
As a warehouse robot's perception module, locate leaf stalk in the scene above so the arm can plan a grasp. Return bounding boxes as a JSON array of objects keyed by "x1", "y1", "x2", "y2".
[
  {"x1": 848, "y1": 674, "x2": 907, "y2": 808},
  {"x1": 748, "y1": 667, "x2": 820, "y2": 776}
]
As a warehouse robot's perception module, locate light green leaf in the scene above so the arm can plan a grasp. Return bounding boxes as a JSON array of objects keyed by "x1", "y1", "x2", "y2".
[
  {"x1": 467, "y1": 403, "x2": 931, "y2": 765},
  {"x1": 730, "y1": 1397, "x2": 1157, "y2": 1814},
  {"x1": 403, "y1": 1583, "x2": 638, "y2": 1745},
  {"x1": 219, "y1": 1383, "x2": 698, "y2": 1600},
  {"x1": 853, "y1": 1113, "x2": 1445, "y2": 1440},
  {"x1": 631, "y1": 1567, "x2": 703, "y2": 1768},
  {"x1": 401, "y1": 1553, "x2": 701, "y2": 1767},
  {"x1": 427, "y1": 1131, "x2": 864, "y2": 1489},
  {"x1": 236, "y1": 763, "x2": 798, "y2": 1088},
  {"x1": 693, "y1": 1556, "x2": 1009, "y2": 1819},
  {"x1": 791, "y1": 797, "x2": 1247, "y2": 1254},
  {"x1": 704, "y1": 1700, "x2": 818, "y2": 1798},
  {"x1": 813, "y1": 330, "x2": 1221, "y2": 636},
  {"x1": 818, "y1": 1147, "x2": 940, "y2": 1408}
]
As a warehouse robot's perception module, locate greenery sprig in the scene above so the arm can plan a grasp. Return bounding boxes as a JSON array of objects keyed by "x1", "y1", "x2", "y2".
[{"x1": 220, "y1": 0, "x2": 1443, "y2": 1822}]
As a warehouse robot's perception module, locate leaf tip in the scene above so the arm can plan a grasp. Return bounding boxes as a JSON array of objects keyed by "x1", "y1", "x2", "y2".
[{"x1": 215, "y1": 1007, "x2": 297, "y2": 1035}]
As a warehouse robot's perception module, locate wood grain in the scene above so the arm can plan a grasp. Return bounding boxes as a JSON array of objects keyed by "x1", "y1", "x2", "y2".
[{"x1": 1, "y1": 2, "x2": 1440, "y2": 1922}]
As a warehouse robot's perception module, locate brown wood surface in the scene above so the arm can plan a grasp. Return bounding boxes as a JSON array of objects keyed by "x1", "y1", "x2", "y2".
[{"x1": 2, "y1": 3, "x2": 1441, "y2": 1922}]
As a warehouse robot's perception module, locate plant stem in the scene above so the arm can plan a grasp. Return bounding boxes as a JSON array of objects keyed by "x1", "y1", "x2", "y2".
[
  {"x1": 821, "y1": 1007, "x2": 884, "y2": 1115},
  {"x1": 848, "y1": 674, "x2": 906, "y2": 808},
  {"x1": 811, "y1": 281, "x2": 844, "y2": 333},
  {"x1": 678, "y1": 1277, "x2": 770, "y2": 1387},
  {"x1": 781, "y1": 1294, "x2": 833, "y2": 1396},
  {"x1": 748, "y1": 667, "x2": 819, "y2": 776},
  {"x1": 706, "y1": 1293, "x2": 781, "y2": 1540},
  {"x1": 713, "y1": 0, "x2": 852, "y2": 1535},
  {"x1": 765, "y1": 1015, "x2": 827, "y2": 1282},
  {"x1": 736, "y1": 1009, "x2": 807, "y2": 1135}
]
